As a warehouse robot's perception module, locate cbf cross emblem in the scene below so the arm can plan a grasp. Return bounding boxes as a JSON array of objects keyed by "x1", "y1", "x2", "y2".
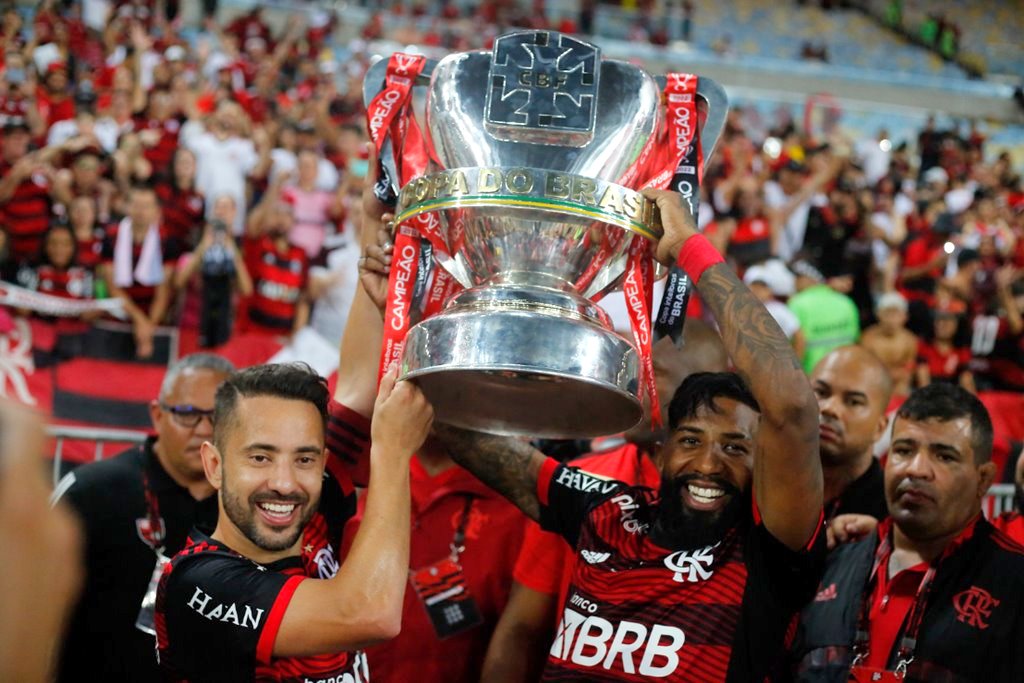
[
  {"x1": 952, "y1": 586, "x2": 1000, "y2": 629},
  {"x1": 485, "y1": 31, "x2": 599, "y2": 145}
]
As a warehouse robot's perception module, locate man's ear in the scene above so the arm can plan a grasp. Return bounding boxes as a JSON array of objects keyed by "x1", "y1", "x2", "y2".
[
  {"x1": 873, "y1": 412, "x2": 891, "y2": 444},
  {"x1": 201, "y1": 441, "x2": 224, "y2": 490},
  {"x1": 977, "y1": 461, "x2": 997, "y2": 500},
  {"x1": 148, "y1": 399, "x2": 162, "y2": 432}
]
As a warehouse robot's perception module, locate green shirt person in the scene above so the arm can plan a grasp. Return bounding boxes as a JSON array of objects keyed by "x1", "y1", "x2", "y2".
[{"x1": 787, "y1": 262, "x2": 860, "y2": 374}]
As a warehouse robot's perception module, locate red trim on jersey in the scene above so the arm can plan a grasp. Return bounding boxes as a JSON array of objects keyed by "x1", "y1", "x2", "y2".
[
  {"x1": 255, "y1": 575, "x2": 305, "y2": 664},
  {"x1": 536, "y1": 457, "x2": 559, "y2": 506}
]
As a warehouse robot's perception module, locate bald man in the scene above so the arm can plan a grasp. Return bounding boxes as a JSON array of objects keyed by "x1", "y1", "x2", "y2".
[{"x1": 810, "y1": 346, "x2": 893, "y2": 521}]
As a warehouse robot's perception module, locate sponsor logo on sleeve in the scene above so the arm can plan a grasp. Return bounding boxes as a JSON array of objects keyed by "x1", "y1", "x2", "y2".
[
  {"x1": 555, "y1": 468, "x2": 619, "y2": 496},
  {"x1": 186, "y1": 587, "x2": 265, "y2": 629},
  {"x1": 581, "y1": 550, "x2": 611, "y2": 565}
]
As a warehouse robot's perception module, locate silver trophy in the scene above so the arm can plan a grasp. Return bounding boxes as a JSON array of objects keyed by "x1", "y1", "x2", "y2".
[{"x1": 365, "y1": 31, "x2": 727, "y2": 438}]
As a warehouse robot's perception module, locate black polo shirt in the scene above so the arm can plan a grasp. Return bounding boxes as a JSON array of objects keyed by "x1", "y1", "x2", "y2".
[
  {"x1": 54, "y1": 437, "x2": 218, "y2": 682},
  {"x1": 827, "y1": 457, "x2": 888, "y2": 521}
]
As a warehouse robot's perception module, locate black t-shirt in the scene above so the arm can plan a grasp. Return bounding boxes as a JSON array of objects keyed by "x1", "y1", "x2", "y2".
[
  {"x1": 535, "y1": 460, "x2": 826, "y2": 682},
  {"x1": 54, "y1": 438, "x2": 218, "y2": 682},
  {"x1": 826, "y1": 458, "x2": 888, "y2": 522}
]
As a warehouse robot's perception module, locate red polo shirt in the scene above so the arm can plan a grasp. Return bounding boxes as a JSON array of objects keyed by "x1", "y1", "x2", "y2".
[
  {"x1": 865, "y1": 559, "x2": 927, "y2": 670},
  {"x1": 513, "y1": 442, "x2": 660, "y2": 620},
  {"x1": 342, "y1": 456, "x2": 526, "y2": 682}
]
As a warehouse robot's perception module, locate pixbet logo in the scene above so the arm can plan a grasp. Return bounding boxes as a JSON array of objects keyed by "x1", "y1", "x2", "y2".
[
  {"x1": 610, "y1": 493, "x2": 648, "y2": 534},
  {"x1": 549, "y1": 607, "x2": 686, "y2": 678}
]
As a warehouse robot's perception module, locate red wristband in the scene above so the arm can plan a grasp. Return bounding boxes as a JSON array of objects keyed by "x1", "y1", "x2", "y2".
[{"x1": 676, "y1": 234, "x2": 724, "y2": 283}]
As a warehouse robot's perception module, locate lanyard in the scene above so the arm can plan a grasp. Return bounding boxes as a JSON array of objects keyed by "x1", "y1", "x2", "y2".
[
  {"x1": 449, "y1": 496, "x2": 475, "y2": 563},
  {"x1": 851, "y1": 525, "x2": 954, "y2": 675},
  {"x1": 140, "y1": 469, "x2": 166, "y2": 552}
]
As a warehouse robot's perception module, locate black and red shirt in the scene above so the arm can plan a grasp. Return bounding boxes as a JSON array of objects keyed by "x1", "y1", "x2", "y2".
[
  {"x1": 155, "y1": 400, "x2": 371, "y2": 682},
  {"x1": 155, "y1": 181, "x2": 205, "y2": 252},
  {"x1": 0, "y1": 159, "x2": 53, "y2": 261},
  {"x1": 535, "y1": 460, "x2": 825, "y2": 682},
  {"x1": 18, "y1": 263, "x2": 93, "y2": 300},
  {"x1": 917, "y1": 339, "x2": 971, "y2": 383},
  {"x1": 794, "y1": 517, "x2": 1024, "y2": 682},
  {"x1": 244, "y1": 237, "x2": 308, "y2": 332},
  {"x1": 134, "y1": 115, "x2": 184, "y2": 176}
]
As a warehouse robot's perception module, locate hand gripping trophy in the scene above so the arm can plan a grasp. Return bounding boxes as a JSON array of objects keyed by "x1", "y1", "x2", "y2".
[{"x1": 364, "y1": 30, "x2": 727, "y2": 438}]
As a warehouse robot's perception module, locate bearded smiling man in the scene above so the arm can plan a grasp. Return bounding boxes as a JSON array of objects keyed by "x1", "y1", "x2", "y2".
[
  {"x1": 155, "y1": 363, "x2": 433, "y2": 682},
  {"x1": 432, "y1": 189, "x2": 826, "y2": 682}
]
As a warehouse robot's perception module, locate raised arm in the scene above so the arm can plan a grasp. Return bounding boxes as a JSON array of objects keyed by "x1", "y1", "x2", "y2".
[
  {"x1": 644, "y1": 188, "x2": 822, "y2": 551},
  {"x1": 273, "y1": 369, "x2": 432, "y2": 656}
]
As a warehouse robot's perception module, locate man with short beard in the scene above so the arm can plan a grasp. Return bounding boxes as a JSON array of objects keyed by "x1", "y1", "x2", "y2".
[
  {"x1": 155, "y1": 363, "x2": 434, "y2": 682},
  {"x1": 434, "y1": 189, "x2": 826, "y2": 681},
  {"x1": 811, "y1": 345, "x2": 892, "y2": 521}
]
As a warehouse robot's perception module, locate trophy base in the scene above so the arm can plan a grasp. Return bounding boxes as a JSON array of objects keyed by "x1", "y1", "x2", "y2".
[{"x1": 401, "y1": 280, "x2": 642, "y2": 439}]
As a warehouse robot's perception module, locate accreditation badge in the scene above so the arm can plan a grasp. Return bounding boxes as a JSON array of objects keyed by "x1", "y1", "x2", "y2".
[{"x1": 410, "y1": 557, "x2": 483, "y2": 639}]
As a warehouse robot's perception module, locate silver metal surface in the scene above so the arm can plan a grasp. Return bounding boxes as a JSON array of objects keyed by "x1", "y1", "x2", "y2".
[
  {"x1": 363, "y1": 31, "x2": 730, "y2": 437},
  {"x1": 402, "y1": 301, "x2": 641, "y2": 438}
]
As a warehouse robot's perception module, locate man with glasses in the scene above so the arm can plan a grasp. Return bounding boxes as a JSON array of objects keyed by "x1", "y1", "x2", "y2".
[{"x1": 53, "y1": 353, "x2": 235, "y2": 682}]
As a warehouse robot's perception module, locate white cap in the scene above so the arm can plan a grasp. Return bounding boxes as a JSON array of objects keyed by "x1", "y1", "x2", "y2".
[
  {"x1": 876, "y1": 291, "x2": 908, "y2": 313},
  {"x1": 165, "y1": 45, "x2": 186, "y2": 61},
  {"x1": 743, "y1": 259, "x2": 795, "y2": 297},
  {"x1": 924, "y1": 166, "x2": 948, "y2": 185}
]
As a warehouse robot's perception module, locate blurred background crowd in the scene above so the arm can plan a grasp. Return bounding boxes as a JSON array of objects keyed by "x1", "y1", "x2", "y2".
[{"x1": 0, "y1": 0, "x2": 1020, "y2": 470}]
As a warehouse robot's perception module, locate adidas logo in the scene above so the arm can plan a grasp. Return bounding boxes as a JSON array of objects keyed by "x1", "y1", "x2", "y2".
[
  {"x1": 581, "y1": 550, "x2": 611, "y2": 565},
  {"x1": 814, "y1": 583, "x2": 837, "y2": 602}
]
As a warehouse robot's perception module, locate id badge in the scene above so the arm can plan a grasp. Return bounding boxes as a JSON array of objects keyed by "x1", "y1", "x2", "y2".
[
  {"x1": 410, "y1": 558, "x2": 482, "y2": 639},
  {"x1": 135, "y1": 551, "x2": 171, "y2": 636},
  {"x1": 849, "y1": 665, "x2": 905, "y2": 682}
]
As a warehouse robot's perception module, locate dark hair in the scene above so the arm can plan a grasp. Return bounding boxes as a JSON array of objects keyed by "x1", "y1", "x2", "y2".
[
  {"x1": 957, "y1": 248, "x2": 980, "y2": 267},
  {"x1": 214, "y1": 363, "x2": 329, "y2": 448},
  {"x1": 668, "y1": 372, "x2": 760, "y2": 429},
  {"x1": 896, "y1": 383, "x2": 993, "y2": 463},
  {"x1": 38, "y1": 222, "x2": 78, "y2": 267}
]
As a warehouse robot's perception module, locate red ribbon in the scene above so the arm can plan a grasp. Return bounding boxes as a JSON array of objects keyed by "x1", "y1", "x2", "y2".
[{"x1": 623, "y1": 236, "x2": 661, "y2": 428}]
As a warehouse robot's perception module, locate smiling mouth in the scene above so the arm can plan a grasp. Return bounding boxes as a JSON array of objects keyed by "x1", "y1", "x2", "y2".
[{"x1": 256, "y1": 502, "x2": 299, "y2": 526}]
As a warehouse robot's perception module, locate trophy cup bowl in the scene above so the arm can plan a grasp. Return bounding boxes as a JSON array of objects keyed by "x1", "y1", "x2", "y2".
[{"x1": 367, "y1": 31, "x2": 726, "y2": 438}]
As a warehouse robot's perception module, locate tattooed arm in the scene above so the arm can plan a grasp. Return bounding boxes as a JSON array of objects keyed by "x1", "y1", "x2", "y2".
[
  {"x1": 643, "y1": 189, "x2": 823, "y2": 551},
  {"x1": 433, "y1": 425, "x2": 547, "y2": 522}
]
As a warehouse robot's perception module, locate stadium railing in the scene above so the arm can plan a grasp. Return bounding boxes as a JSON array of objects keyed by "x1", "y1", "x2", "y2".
[{"x1": 48, "y1": 425, "x2": 149, "y2": 486}]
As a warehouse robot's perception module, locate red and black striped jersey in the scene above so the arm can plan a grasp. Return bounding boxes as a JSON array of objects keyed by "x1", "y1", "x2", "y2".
[
  {"x1": 536, "y1": 460, "x2": 825, "y2": 682},
  {"x1": 18, "y1": 263, "x2": 93, "y2": 299},
  {"x1": 155, "y1": 400, "x2": 370, "y2": 682},
  {"x1": 0, "y1": 160, "x2": 53, "y2": 262},
  {"x1": 134, "y1": 115, "x2": 184, "y2": 176},
  {"x1": 245, "y1": 237, "x2": 308, "y2": 332},
  {"x1": 155, "y1": 530, "x2": 367, "y2": 683},
  {"x1": 155, "y1": 181, "x2": 204, "y2": 251}
]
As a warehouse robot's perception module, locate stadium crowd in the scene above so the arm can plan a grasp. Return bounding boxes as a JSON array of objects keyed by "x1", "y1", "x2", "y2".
[{"x1": 0, "y1": 1, "x2": 1023, "y2": 683}]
